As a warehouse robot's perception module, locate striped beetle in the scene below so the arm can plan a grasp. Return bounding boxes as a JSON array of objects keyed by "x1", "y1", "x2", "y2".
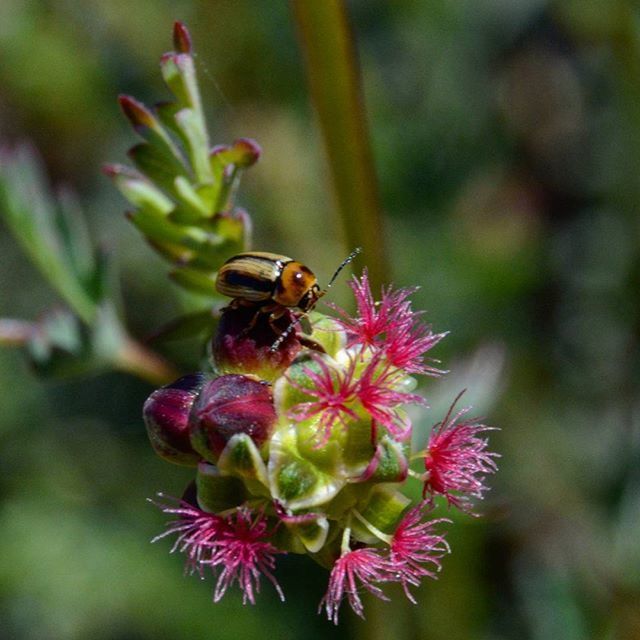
[{"x1": 215, "y1": 249, "x2": 361, "y2": 347}]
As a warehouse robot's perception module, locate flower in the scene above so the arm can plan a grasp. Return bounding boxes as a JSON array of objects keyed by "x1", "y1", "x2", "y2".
[
  {"x1": 356, "y1": 355, "x2": 426, "y2": 441},
  {"x1": 332, "y1": 269, "x2": 414, "y2": 348},
  {"x1": 286, "y1": 354, "x2": 359, "y2": 446},
  {"x1": 151, "y1": 492, "x2": 225, "y2": 576},
  {"x1": 205, "y1": 507, "x2": 285, "y2": 604},
  {"x1": 389, "y1": 505, "x2": 450, "y2": 602},
  {"x1": 331, "y1": 270, "x2": 444, "y2": 376},
  {"x1": 423, "y1": 397, "x2": 499, "y2": 511},
  {"x1": 320, "y1": 546, "x2": 394, "y2": 624},
  {"x1": 154, "y1": 498, "x2": 285, "y2": 603},
  {"x1": 383, "y1": 320, "x2": 447, "y2": 376}
]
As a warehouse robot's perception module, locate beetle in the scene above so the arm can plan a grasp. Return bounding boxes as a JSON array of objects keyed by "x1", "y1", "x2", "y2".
[
  {"x1": 215, "y1": 248, "x2": 361, "y2": 346},
  {"x1": 216, "y1": 251, "x2": 322, "y2": 313}
]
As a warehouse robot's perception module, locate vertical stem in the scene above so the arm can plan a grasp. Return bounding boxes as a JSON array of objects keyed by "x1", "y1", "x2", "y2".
[{"x1": 291, "y1": 0, "x2": 388, "y2": 290}]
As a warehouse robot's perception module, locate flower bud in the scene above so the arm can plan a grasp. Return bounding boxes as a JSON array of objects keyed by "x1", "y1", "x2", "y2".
[
  {"x1": 143, "y1": 373, "x2": 206, "y2": 466},
  {"x1": 211, "y1": 305, "x2": 301, "y2": 382},
  {"x1": 189, "y1": 374, "x2": 277, "y2": 463}
]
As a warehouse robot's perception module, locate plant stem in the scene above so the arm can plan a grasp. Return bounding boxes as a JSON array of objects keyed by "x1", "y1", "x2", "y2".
[
  {"x1": 291, "y1": 0, "x2": 388, "y2": 290},
  {"x1": 114, "y1": 335, "x2": 180, "y2": 386}
]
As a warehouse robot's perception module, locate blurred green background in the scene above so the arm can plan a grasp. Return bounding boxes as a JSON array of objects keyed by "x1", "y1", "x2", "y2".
[{"x1": 1, "y1": 1, "x2": 639, "y2": 638}]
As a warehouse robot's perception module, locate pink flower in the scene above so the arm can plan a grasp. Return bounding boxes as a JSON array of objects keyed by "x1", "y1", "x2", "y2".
[
  {"x1": 389, "y1": 505, "x2": 450, "y2": 602},
  {"x1": 423, "y1": 397, "x2": 499, "y2": 511},
  {"x1": 320, "y1": 547, "x2": 394, "y2": 624},
  {"x1": 206, "y1": 507, "x2": 285, "y2": 605},
  {"x1": 356, "y1": 356, "x2": 426, "y2": 440},
  {"x1": 384, "y1": 322, "x2": 448, "y2": 376},
  {"x1": 287, "y1": 354, "x2": 359, "y2": 446},
  {"x1": 151, "y1": 493, "x2": 225, "y2": 576},
  {"x1": 331, "y1": 270, "x2": 444, "y2": 375}
]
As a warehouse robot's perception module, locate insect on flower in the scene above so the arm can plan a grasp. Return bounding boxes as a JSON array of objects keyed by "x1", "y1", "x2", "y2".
[{"x1": 215, "y1": 248, "x2": 361, "y2": 348}]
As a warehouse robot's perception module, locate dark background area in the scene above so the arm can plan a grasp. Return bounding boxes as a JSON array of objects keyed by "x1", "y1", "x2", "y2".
[{"x1": 0, "y1": 1, "x2": 638, "y2": 638}]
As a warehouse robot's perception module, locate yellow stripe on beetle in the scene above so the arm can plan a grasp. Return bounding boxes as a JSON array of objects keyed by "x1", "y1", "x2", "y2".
[{"x1": 216, "y1": 252, "x2": 321, "y2": 311}]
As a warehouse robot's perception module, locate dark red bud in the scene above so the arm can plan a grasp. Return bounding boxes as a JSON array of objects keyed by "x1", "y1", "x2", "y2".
[
  {"x1": 211, "y1": 305, "x2": 301, "y2": 382},
  {"x1": 143, "y1": 373, "x2": 206, "y2": 465},
  {"x1": 190, "y1": 374, "x2": 277, "y2": 462},
  {"x1": 173, "y1": 21, "x2": 192, "y2": 54}
]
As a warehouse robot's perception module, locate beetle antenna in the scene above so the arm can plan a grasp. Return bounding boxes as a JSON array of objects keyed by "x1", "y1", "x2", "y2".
[{"x1": 325, "y1": 247, "x2": 362, "y2": 290}]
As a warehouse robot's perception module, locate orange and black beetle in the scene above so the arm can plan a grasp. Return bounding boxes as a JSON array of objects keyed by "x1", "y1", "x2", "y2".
[{"x1": 216, "y1": 251, "x2": 322, "y2": 313}]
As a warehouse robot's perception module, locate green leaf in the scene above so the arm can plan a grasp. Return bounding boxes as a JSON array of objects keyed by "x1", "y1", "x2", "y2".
[{"x1": 0, "y1": 145, "x2": 104, "y2": 322}]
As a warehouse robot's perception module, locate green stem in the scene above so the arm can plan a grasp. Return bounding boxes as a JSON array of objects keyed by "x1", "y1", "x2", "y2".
[
  {"x1": 291, "y1": 0, "x2": 388, "y2": 290},
  {"x1": 113, "y1": 335, "x2": 180, "y2": 386}
]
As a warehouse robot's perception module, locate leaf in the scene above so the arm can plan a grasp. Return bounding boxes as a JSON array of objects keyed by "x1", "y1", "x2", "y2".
[{"x1": 0, "y1": 145, "x2": 105, "y2": 322}]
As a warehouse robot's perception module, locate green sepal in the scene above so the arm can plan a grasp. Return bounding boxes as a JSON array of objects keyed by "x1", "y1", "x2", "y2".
[
  {"x1": 341, "y1": 413, "x2": 377, "y2": 477},
  {"x1": 268, "y1": 522, "x2": 307, "y2": 554},
  {"x1": 269, "y1": 425, "x2": 345, "y2": 510},
  {"x1": 294, "y1": 415, "x2": 346, "y2": 474},
  {"x1": 217, "y1": 433, "x2": 270, "y2": 495},
  {"x1": 357, "y1": 437, "x2": 409, "y2": 484},
  {"x1": 350, "y1": 487, "x2": 410, "y2": 544},
  {"x1": 282, "y1": 513, "x2": 329, "y2": 553},
  {"x1": 196, "y1": 462, "x2": 247, "y2": 513},
  {"x1": 273, "y1": 352, "x2": 335, "y2": 415}
]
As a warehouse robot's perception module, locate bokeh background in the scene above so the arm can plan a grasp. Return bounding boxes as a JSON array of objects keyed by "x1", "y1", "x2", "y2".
[{"x1": 1, "y1": 1, "x2": 639, "y2": 638}]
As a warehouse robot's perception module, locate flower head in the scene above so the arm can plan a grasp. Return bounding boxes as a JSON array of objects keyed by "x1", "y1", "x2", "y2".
[
  {"x1": 383, "y1": 321, "x2": 448, "y2": 376},
  {"x1": 151, "y1": 492, "x2": 225, "y2": 576},
  {"x1": 320, "y1": 547, "x2": 393, "y2": 625},
  {"x1": 331, "y1": 270, "x2": 409, "y2": 345},
  {"x1": 206, "y1": 507, "x2": 285, "y2": 605},
  {"x1": 331, "y1": 270, "x2": 444, "y2": 377},
  {"x1": 423, "y1": 397, "x2": 499, "y2": 511},
  {"x1": 389, "y1": 505, "x2": 450, "y2": 602}
]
